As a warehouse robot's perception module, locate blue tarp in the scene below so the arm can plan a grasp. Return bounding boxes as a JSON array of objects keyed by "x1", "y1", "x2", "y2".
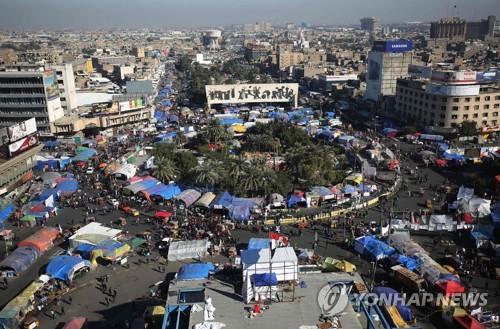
[
  {"x1": 46, "y1": 255, "x2": 91, "y2": 282},
  {"x1": 71, "y1": 148, "x2": 97, "y2": 162},
  {"x1": 211, "y1": 191, "x2": 233, "y2": 209},
  {"x1": 161, "y1": 100, "x2": 173, "y2": 107},
  {"x1": 145, "y1": 183, "x2": 181, "y2": 200},
  {"x1": 57, "y1": 179, "x2": 78, "y2": 195},
  {"x1": 154, "y1": 132, "x2": 177, "y2": 143},
  {"x1": 73, "y1": 243, "x2": 98, "y2": 259},
  {"x1": 389, "y1": 254, "x2": 421, "y2": 271},
  {"x1": 168, "y1": 115, "x2": 179, "y2": 123},
  {"x1": 43, "y1": 140, "x2": 61, "y2": 149},
  {"x1": 288, "y1": 194, "x2": 306, "y2": 208},
  {"x1": 310, "y1": 186, "x2": 333, "y2": 197},
  {"x1": 228, "y1": 205, "x2": 250, "y2": 221},
  {"x1": 342, "y1": 185, "x2": 357, "y2": 194},
  {"x1": 177, "y1": 263, "x2": 215, "y2": 281},
  {"x1": 248, "y1": 238, "x2": 272, "y2": 250},
  {"x1": 218, "y1": 118, "x2": 244, "y2": 126},
  {"x1": 373, "y1": 286, "x2": 414, "y2": 323},
  {"x1": 155, "y1": 110, "x2": 168, "y2": 121},
  {"x1": 125, "y1": 178, "x2": 160, "y2": 194},
  {"x1": 360, "y1": 236, "x2": 395, "y2": 260},
  {"x1": 252, "y1": 273, "x2": 278, "y2": 287},
  {"x1": 34, "y1": 189, "x2": 59, "y2": 202},
  {"x1": 0, "y1": 202, "x2": 14, "y2": 228},
  {"x1": 0, "y1": 246, "x2": 39, "y2": 274}
]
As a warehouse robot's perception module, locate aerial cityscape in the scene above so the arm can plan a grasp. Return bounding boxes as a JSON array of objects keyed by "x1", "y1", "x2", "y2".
[{"x1": 0, "y1": 1, "x2": 499, "y2": 329}]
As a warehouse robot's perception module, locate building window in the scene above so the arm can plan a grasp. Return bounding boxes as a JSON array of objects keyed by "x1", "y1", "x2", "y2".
[
  {"x1": 441, "y1": 97, "x2": 447, "y2": 102},
  {"x1": 495, "y1": 95, "x2": 500, "y2": 100},
  {"x1": 482, "y1": 112, "x2": 488, "y2": 117},
  {"x1": 453, "y1": 98, "x2": 459, "y2": 102},
  {"x1": 494, "y1": 104, "x2": 499, "y2": 109},
  {"x1": 493, "y1": 112, "x2": 498, "y2": 117},
  {"x1": 473, "y1": 114, "x2": 478, "y2": 118},
  {"x1": 484, "y1": 104, "x2": 490, "y2": 110},
  {"x1": 441, "y1": 106, "x2": 446, "y2": 111},
  {"x1": 463, "y1": 114, "x2": 468, "y2": 119},
  {"x1": 474, "y1": 105, "x2": 479, "y2": 110},
  {"x1": 452, "y1": 106, "x2": 459, "y2": 111},
  {"x1": 439, "y1": 122, "x2": 444, "y2": 127},
  {"x1": 432, "y1": 96, "x2": 437, "y2": 101},
  {"x1": 485, "y1": 96, "x2": 490, "y2": 101},
  {"x1": 451, "y1": 115, "x2": 458, "y2": 119},
  {"x1": 464, "y1": 106, "x2": 470, "y2": 111},
  {"x1": 465, "y1": 97, "x2": 471, "y2": 102},
  {"x1": 440, "y1": 114, "x2": 445, "y2": 119},
  {"x1": 431, "y1": 104, "x2": 436, "y2": 109},
  {"x1": 475, "y1": 97, "x2": 481, "y2": 102}
]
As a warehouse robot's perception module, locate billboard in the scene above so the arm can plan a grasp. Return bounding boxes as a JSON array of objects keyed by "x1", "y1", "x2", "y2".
[
  {"x1": 8, "y1": 134, "x2": 38, "y2": 157},
  {"x1": 425, "y1": 84, "x2": 480, "y2": 96},
  {"x1": 118, "y1": 97, "x2": 145, "y2": 112},
  {"x1": 91, "y1": 101, "x2": 119, "y2": 114},
  {"x1": 42, "y1": 70, "x2": 60, "y2": 100},
  {"x1": 476, "y1": 69, "x2": 499, "y2": 83},
  {"x1": 7, "y1": 118, "x2": 37, "y2": 143},
  {"x1": 431, "y1": 70, "x2": 477, "y2": 84},
  {"x1": 372, "y1": 39, "x2": 413, "y2": 53},
  {"x1": 206, "y1": 83, "x2": 298, "y2": 106}
]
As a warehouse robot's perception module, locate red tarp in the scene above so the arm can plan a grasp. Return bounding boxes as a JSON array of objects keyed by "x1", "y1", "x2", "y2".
[
  {"x1": 453, "y1": 315, "x2": 486, "y2": 329},
  {"x1": 17, "y1": 227, "x2": 59, "y2": 254},
  {"x1": 154, "y1": 210, "x2": 173, "y2": 219},
  {"x1": 269, "y1": 232, "x2": 289, "y2": 246},
  {"x1": 75, "y1": 161, "x2": 86, "y2": 167},
  {"x1": 436, "y1": 280, "x2": 465, "y2": 295},
  {"x1": 435, "y1": 158, "x2": 447, "y2": 167},
  {"x1": 463, "y1": 213, "x2": 473, "y2": 224}
]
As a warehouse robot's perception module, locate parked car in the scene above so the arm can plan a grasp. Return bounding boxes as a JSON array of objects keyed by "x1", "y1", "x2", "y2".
[
  {"x1": 86, "y1": 167, "x2": 95, "y2": 174},
  {"x1": 107, "y1": 199, "x2": 119, "y2": 207}
]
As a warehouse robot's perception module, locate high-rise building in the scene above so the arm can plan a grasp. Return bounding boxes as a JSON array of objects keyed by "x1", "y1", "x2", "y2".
[
  {"x1": 430, "y1": 16, "x2": 496, "y2": 40},
  {"x1": 360, "y1": 17, "x2": 379, "y2": 33},
  {"x1": 51, "y1": 64, "x2": 77, "y2": 115},
  {"x1": 0, "y1": 70, "x2": 64, "y2": 135},
  {"x1": 131, "y1": 47, "x2": 145, "y2": 58},
  {"x1": 396, "y1": 70, "x2": 500, "y2": 128},
  {"x1": 364, "y1": 40, "x2": 413, "y2": 101}
]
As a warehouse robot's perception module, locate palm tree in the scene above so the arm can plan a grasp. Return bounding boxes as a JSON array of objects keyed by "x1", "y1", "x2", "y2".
[
  {"x1": 192, "y1": 161, "x2": 221, "y2": 190},
  {"x1": 153, "y1": 159, "x2": 178, "y2": 183},
  {"x1": 228, "y1": 158, "x2": 248, "y2": 182}
]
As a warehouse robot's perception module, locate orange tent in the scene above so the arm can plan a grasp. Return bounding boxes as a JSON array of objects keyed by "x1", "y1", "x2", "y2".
[
  {"x1": 435, "y1": 280, "x2": 465, "y2": 296},
  {"x1": 18, "y1": 227, "x2": 59, "y2": 254}
]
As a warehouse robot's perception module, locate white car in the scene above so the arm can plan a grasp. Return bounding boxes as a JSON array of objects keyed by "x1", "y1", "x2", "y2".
[
  {"x1": 108, "y1": 199, "x2": 119, "y2": 207},
  {"x1": 86, "y1": 167, "x2": 95, "y2": 174}
]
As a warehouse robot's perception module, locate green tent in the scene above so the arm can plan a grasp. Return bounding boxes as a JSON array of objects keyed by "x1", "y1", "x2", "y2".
[
  {"x1": 126, "y1": 237, "x2": 147, "y2": 249},
  {"x1": 20, "y1": 215, "x2": 36, "y2": 223},
  {"x1": 322, "y1": 257, "x2": 341, "y2": 272}
]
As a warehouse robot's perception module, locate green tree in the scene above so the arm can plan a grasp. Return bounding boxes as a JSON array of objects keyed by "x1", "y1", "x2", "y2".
[
  {"x1": 191, "y1": 161, "x2": 222, "y2": 189},
  {"x1": 173, "y1": 151, "x2": 198, "y2": 181},
  {"x1": 460, "y1": 121, "x2": 478, "y2": 137},
  {"x1": 153, "y1": 158, "x2": 179, "y2": 183}
]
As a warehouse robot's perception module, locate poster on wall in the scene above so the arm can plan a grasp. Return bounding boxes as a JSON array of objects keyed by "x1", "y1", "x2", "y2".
[
  {"x1": 42, "y1": 70, "x2": 60, "y2": 100},
  {"x1": 8, "y1": 134, "x2": 38, "y2": 157},
  {"x1": 7, "y1": 118, "x2": 37, "y2": 143}
]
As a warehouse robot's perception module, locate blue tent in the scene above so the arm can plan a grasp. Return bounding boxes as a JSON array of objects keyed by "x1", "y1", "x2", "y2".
[
  {"x1": 145, "y1": 183, "x2": 181, "y2": 200},
  {"x1": 218, "y1": 117, "x2": 244, "y2": 126},
  {"x1": 0, "y1": 201, "x2": 14, "y2": 228},
  {"x1": 342, "y1": 185, "x2": 357, "y2": 194},
  {"x1": 361, "y1": 236, "x2": 395, "y2": 260},
  {"x1": 211, "y1": 191, "x2": 233, "y2": 209},
  {"x1": 228, "y1": 205, "x2": 250, "y2": 221},
  {"x1": 34, "y1": 189, "x2": 59, "y2": 203},
  {"x1": 46, "y1": 255, "x2": 91, "y2": 283},
  {"x1": 248, "y1": 238, "x2": 272, "y2": 250},
  {"x1": 310, "y1": 186, "x2": 333, "y2": 197},
  {"x1": 389, "y1": 254, "x2": 421, "y2": 271},
  {"x1": 0, "y1": 246, "x2": 39, "y2": 275},
  {"x1": 177, "y1": 263, "x2": 215, "y2": 281},
  {"x1": 288, "y1": 194, "x2": 306, "y2": 208},
  {"x1": 43, "y1": 140, "x2": 61, "y2": 149},
  {"x1": 73, "y1": 243, "x2": 98, "y2": 259},
  {"x1": 168, "y1": 114, "x2": 179, "y2": 123},
  {"x1": 57, "y1": 179, "x2": 78, "y2": 195},
  {"x1": 252, "y1": 273, "x2": 278, "y2": 287},
  {"x1": 71, "y1": 148, "x2": 97, "y2": 162},
  {"x1": 373, "y1": 286, "x2": 414, "y2": 323},
  {"x1": 125, "y1": 178, "x2": 160, "y2": 194}
]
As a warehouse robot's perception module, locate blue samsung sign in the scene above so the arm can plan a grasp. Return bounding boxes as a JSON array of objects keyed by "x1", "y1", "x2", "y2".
[{"x1": 372, "y1": 40, "x2": 413, "y2": 53}]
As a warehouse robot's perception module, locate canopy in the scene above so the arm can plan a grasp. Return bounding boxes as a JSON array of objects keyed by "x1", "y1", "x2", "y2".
[
  {"x1": 356, "y1": 236, "x2": 395, "y2": 260},
  {"x1": 154, "y1": 210, "x2": 173, "y2": 219},
  {"x1": 57, "y1": 179, "x2": 78, "y2": 195},
  {"x1": 0, "y1": 246, "x2": 39, "y2": 274},
  {"x1": 112, "y1": 163, "x2": 137, "y2": 180},
  {"x1": 248, "y1": 238, "x2": 273, "y2": 250},
  {"x1": 168, "y1": 240, "x2": 209, "y2": 261},
  {"x1": 177, "y1": 262, "x2": 215, "y2": 281},
  {"x1": 20, "y1": 215, "x2": 36, "y2": 223},
  {"x1": 46, "y1": 255, "x2": 91, "y2": 283},
  {"x1": 228, "y1": 205, "x2": 250, "y2": 221},
  {"x1": 389, "y1": 254, "x2": 421, "y2": 271},
  {"x1": 73, "y1": 243, "x2": 98, "y2": 260},
  {"x1": 124, "y1": 177, "x2": 160, "y2": 194},
  {"x1": 436, "y1": 280, "x2": 465, "y2": 295},
  {"x1": 252, "y1": 273, "x2": 278, "y2": 287},
  {"x1": 143, "y1": 183, "x2": 181, "y2": 200},
  {"x1": 211, "y1": 191, "x2": 233, "y2": 209},
  {"x1": 287, "y1": 194, "x2": 306, "y2": 208},
  {"x1": 71, "y1": 148, "x2": 97, "y2": 162},
  {"x1": 174, "y1": 189, "x2": 201, "y2": 207},
  {"x1": 194, "y1": 192, "x2": 216, "y2": 209},
  {"x1": 18, "y1": 227, "x2": 59, "y2": 254}
]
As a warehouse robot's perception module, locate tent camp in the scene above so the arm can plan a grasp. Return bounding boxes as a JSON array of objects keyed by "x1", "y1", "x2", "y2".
[
  {"x1": 373, "y1": 286, "x2": 414, "y2": 323},
  {"x1": 142, "y1": 183, "x2": 181, "y2": 201},
  {"x1": 0, "y1": 246, "x2": 39, "y2": 276},
  {"x1": 0, "y1": 201, "x2": 15, "y2": 228},
  {"x1": 174, "y1": 189, "x2": 201, "y2": 208},
  {"x1": 248, "y1": 238, "x2": 275, "y2": 250},
  {"x1": 111, "y1": 163, "x2": 137, "y2": 180},
  {"x1": 354, "y1": 236, "x2": 395, "y2": 260},
  {"x1": 168, "y1": 240, "x2": 210, "y2": 261},
  {"x1": 68, "y1": 222, "x2": 123, "y2": 248},
  {"x1": 177, "y1": 263, "x2": 215, "y2": 281},
  {"x1": 123, "y1": 177, "x2": 160, "y2": 195},
  {"x1": 211, "y1": 191, "x2": 233, "y2": 210},
  {"x1": 46, "y1": 255, "x2": 91, "y2": 283},
  {"x1": 17, "y1": 227, "x2": 59, "y2": 254}
]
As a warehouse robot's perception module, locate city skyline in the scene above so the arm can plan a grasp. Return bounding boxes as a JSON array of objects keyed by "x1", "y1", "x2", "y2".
[{"x1": 0, "y1": 0, "x2": 499, "y2": 29}]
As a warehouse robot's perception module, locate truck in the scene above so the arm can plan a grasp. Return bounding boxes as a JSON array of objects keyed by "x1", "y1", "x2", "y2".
[{"x1": 391, "y1": 265, "x2": 426, "y2": 293}]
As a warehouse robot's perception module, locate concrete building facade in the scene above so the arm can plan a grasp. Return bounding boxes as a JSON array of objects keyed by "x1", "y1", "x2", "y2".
[
  {"x1": 0, "y1": 70, "x2": 64, "y2": 135},
  {"x1": 51, "y1": 63, "x2": 77, "y2": 115},
  {"x1": 395, "y1": 78, "x2": 500, "y2": 128},
  {"x1": 430, "y1": 16, "x2": 496, "y2": 40},
  {"x1": 360, "y1": 17, "x2": 379, "y2": 33}
]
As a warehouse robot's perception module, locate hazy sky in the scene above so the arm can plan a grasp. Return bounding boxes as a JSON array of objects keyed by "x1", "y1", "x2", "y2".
[{"x1": 0, "y1": 0, "x2": 499, "y2": 29}]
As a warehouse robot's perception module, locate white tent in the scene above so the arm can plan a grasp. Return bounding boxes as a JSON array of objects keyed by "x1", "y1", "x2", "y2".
[
  {"x1": 168, "y1": 240, "x2": 210, "y2": 261},
  {"x1": 112, "y1": 163, "x2": 137, "y2": 180},
  {"x1": 241, "y1": 247, "x2": 298, "y2": 303}
]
